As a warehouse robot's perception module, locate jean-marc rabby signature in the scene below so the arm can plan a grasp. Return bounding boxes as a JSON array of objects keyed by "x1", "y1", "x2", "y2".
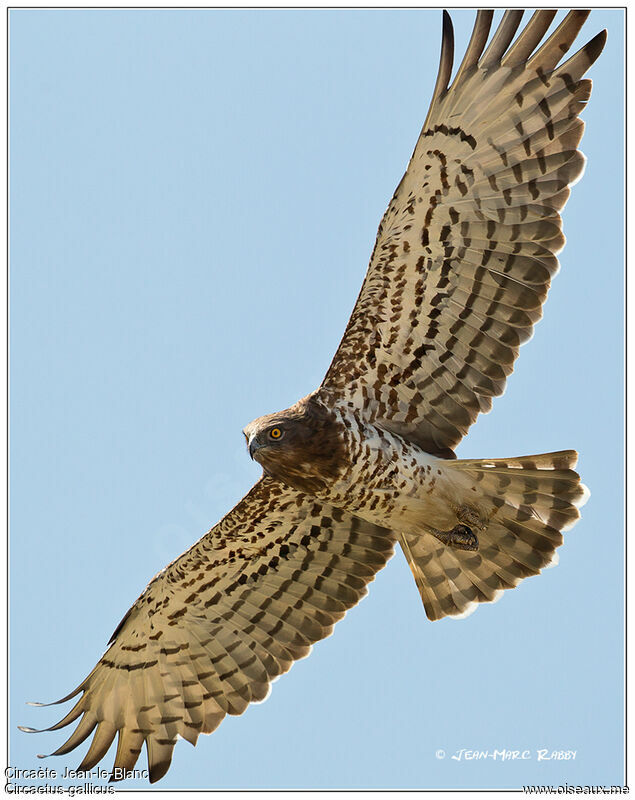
[{"x1": 438, "y1": 749, "x2": 577, "y2": 762}]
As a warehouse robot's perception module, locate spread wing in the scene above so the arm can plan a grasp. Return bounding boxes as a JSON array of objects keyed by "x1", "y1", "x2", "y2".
[
  {"x1": 22, "y1": 478, "x2": 395, "y2": 783},
  {"x1": 318, "y1": 10, "x2": 606, "y2": 458}
]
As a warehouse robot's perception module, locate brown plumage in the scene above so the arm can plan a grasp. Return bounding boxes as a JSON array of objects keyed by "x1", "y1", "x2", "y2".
[
  {"x1": 243, "y1": 395, "x2": 345, "y2": 495},
  {"x1": 22, "y1": 10, "x2": 604, "y2": 783}
]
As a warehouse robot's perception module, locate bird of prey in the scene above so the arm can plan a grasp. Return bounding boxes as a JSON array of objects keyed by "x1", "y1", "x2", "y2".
[{"x1": 22, "y1": 8, "x2": 605, "y2": 784}]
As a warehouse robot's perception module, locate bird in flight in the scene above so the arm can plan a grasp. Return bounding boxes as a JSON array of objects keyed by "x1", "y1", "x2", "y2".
[{"x1": 22, "y1": 8, "x2": 605, "y2": 784}]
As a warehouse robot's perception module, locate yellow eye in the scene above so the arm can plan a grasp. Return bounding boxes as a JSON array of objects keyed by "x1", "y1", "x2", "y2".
[{"x1": 269, "y1": 427, "x2": 283, "y2": 440}]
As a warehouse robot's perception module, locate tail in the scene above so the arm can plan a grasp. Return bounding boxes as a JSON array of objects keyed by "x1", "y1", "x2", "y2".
[{"x1": 400, "y1": 450, "x2": 589, "y2": 621}]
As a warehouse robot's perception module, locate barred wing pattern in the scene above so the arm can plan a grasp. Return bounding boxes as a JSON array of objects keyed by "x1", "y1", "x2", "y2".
[
  {"x1": 22, "y1": 479, "x2": 395, "y2": 782},
  {"x1": 319, "y1": 10, "x2": 606, "y2": 457}
]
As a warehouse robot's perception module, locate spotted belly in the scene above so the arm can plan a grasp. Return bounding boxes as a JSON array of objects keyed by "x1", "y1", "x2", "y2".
[{"x1": 324, "y1": 416, "x2": 477, "y2": 536}]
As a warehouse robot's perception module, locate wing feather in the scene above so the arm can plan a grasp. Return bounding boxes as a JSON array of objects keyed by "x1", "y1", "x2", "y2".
[
  {"x1": 319, "y1": 10, "x2": 606, "y2": 456},
  {"x1": 480, "y1": 9, "x2": 524, "y2": 68},
  {"x1": 451, "y1": 10, "x2": 494, "y2": 87},
  {"x1": 501, "y1": 11, "x2": 557, "y2": 67},
  {"x1": 25, "y1": 478, "x2": 394, "y2": 782},
  {"x1": 423, "y1": 10, "x2": 454, "y2": 130}
]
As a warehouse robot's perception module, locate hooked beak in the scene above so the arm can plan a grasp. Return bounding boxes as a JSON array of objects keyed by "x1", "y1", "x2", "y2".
[{"x1": 248, "y1": 437, "x2": 262, "y2": 460}]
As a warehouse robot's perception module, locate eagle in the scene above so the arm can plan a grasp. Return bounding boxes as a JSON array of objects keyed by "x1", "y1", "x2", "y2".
[{"x1": 22, "y1": 9, "x2": 605, "y2": 784}]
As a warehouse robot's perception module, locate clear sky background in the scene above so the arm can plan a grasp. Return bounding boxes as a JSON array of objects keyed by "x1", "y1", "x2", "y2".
[{"x1": 10, "y1": 8, "x2": 624, "y2": 791}]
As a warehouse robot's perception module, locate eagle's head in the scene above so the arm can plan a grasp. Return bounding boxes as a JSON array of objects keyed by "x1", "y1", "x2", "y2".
[{"x1": 243, "y1": 394, "x2": 344, "y2": 495}]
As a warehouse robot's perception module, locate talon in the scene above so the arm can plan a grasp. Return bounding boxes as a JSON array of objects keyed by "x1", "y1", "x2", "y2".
[{"x1": 432, "y1": 524, "x2": 479, "y2": 551}]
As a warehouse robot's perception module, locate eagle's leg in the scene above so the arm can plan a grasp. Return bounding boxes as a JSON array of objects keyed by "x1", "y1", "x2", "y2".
[
  {"x1": 456, "y1": 504, "x2": 489, "y2": 530},
  {"x1": 431, "y1": 524, "x2": 479, "y2": 551}
]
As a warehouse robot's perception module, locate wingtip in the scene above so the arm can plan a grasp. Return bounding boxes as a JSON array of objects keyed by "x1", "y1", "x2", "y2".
[
  {"x1": 436, "y1": 9, "x2": 454, "y2": 88},
  {"x1": 18, "y1": 724, "x2": 56, "y2": 736},
  {"x1": 23, "y1": 685, "x2": 85, "y2": 708},
  {"x1": 442, "y1": 9, "x2": 453, "y2": 42},
  {"x1": 569, "y1": 9, "x2": 591, "y2": 25},
  {"x1": 595, "y1": 28, "x2": 609, "y2": 52},
  {"x1": 149, "y1": 761, "x2": 172, "y2": 784}
]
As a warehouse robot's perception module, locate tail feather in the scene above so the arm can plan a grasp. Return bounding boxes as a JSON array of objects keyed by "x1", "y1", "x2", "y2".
[{"x1": 400, "y1": 450, "x2": 588, "y2": 621}]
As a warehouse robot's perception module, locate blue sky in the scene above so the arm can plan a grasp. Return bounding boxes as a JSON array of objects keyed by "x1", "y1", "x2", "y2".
[{"x1": 10, "y1": 8, "x2": 624, "y2": 790}]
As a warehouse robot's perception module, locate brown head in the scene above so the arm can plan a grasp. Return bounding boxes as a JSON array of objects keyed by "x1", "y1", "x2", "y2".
[{"x1": 243, "y1": 394, "x2": 345, "y2": 495}]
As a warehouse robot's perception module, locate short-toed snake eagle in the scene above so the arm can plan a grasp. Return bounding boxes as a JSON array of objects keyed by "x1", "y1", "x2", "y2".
[{"x1": 22, "y1": 9, "x2": 605, "y2": 784}]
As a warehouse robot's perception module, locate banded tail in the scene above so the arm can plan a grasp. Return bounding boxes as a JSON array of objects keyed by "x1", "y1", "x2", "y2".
[{"x1": 400, "y1": 450, "x2": 588, "y2": 621}]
